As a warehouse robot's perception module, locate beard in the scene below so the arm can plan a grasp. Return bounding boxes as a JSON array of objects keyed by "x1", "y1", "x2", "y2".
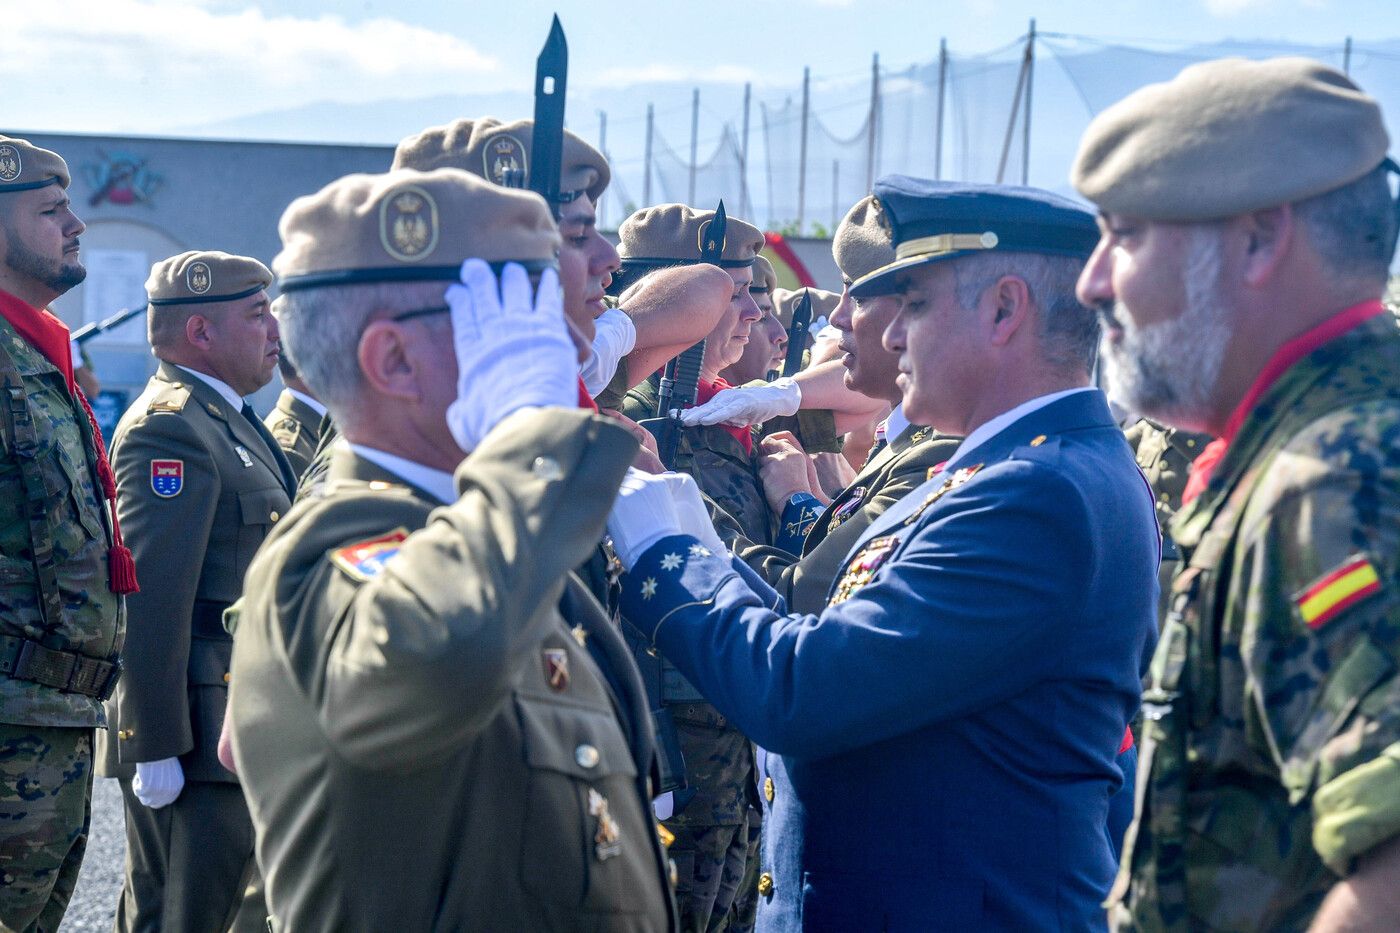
[
  {"x1": 1099, "y1": 227, "x2": 1230, "y2": 429},
  {"x1": 5, "y1": 235, "x2": 86, "y2": 296}
]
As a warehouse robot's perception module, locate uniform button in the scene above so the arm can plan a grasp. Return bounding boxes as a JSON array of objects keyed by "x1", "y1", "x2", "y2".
[
  {"x1": 575, "y1": 744, "x2": 600, "y2": 769},
  {"x1": 1186, "y1": 438, "x2": 1197, "y2": 448},
  {"x1": 118, "y1": 729, "x2": 133, "y2": 740},
  {"x1": 223, "y1": 672, "x2": 231, "y2": 684},
  {"x1": 757, "y1": 872, "x2": 774, "y2": 897},
  {"x1": 270, "y1": 510, "x2": 280, "y2": 523},
  {"x1": 532, "y1": 456, "x2": 563, "y2": 481},
  {"x1": 763, "y1": 777, "x2": 774, "y2": 803}
]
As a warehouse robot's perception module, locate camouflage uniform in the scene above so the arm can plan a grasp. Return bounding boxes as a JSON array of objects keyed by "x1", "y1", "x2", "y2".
[
  {"x1": 1114, "y1": 312, "x2": 1400, "y2": 930},
  {"x1": 0, "y1": 314, "x2": 122, "y2": 931}
]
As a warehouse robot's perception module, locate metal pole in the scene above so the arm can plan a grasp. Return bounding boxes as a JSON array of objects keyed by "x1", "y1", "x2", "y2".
[
  {"x1": 995, "y1": 32, "x2": 1031, "y2": 184},
  {"x1": 1344, "y1": 36, "x2": 1353, "y2": 75},
  {"x1": 597, "y1": 109, "x2": 608, "y2": 227},
  {"x1": 688, "y1": 87, "x2": 700, "y2": 205},
  {"x1": 740, "y1": 83, "x2": 753, "y2": 219},
  {"x1": 1021, "y1": 19, "x2": 1035, "y2": 187},
  {"x1": 935, "y1": 38, "x2": 947, "y2": 180},
  {"x1": 643, "y1": 103, "x2": 654, "y2": 206},
  {"x1": 798, "y1": 67, "x2": 810, "y2": 234},
  {"x1": 762, "y1": 101, "x2": 775, "y2": 229},
  {"x1": 866, "y1": 52, "x2": 880, "y2": 194}
]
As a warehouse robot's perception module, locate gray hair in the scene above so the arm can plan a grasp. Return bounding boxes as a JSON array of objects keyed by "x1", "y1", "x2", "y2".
[
  {"x1": 951, "y1": 251, "x2": 1098, "y2": 371},
  {"x1": 274, "y1": 280, "x2": 447, "y2": 417},
  {"x1": 1294, "y1": 162, "x2": 1398, "y2": 295}
]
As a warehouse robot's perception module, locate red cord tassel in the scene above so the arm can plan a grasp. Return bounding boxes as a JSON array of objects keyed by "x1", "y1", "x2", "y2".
[{"x1": 76, "y1": 389, "x2": 139, "y2": 594}]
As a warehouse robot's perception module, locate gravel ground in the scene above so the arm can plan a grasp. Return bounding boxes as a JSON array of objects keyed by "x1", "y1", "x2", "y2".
[{"x1": 60, "y1": 776, "x2": 125, "y2": 932}]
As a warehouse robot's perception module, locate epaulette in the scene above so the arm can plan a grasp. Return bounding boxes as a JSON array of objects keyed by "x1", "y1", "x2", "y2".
[
  {"x1": 147, "y1": 381, "x2": 191, "y2": 414},
  {"x1": 271, "y1": 417, "x2": 302, "y2": 442}
]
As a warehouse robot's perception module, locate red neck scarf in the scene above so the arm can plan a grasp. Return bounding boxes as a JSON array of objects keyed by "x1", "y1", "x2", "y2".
[
  {"x1": 696, "y1": 376, "x2": 754, "y2": 455},
  {"x1": 0, "y1": 290, "x2": 138, "y2": 594},
  {"x1": 577, "y1": 375, "x2": 599, "y2": 412},
  {"x1": 1181, "y1": 300, "x2": 1385, "y2": 506}
]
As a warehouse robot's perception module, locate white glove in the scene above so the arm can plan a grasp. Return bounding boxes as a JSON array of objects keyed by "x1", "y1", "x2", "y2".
[
  {"x1": 133, "y1": 757, "x2": 185, "y2": 809},
  {"x1": 445, "y1": 259, "x2": 578, "y2": 452},
  {"x1": 607, "y1": 468, "x2": 693, "y2": 568},
  {"x1": 666, "y1": 470, "x2": 728, "y2": 557},
  {"x1": 580, "y1": 308, "x2": 637, "y2": 397},
  {"x1": 678, "y1": 378, "x2": 802, "y2": 428}
]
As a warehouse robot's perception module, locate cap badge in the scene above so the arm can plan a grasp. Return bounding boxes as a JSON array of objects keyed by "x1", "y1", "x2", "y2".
[
  {"x1": 697, "y1": 218, "x2": 727, "y2": 255},
  {"x1": 0, "y1": 145, "x2": 20, "y2": 183},
  {"x1": 186, "y1": 261, "x2": 213, "y2": 295},
  {"x1": 380, "y1": 186, "x2": 439, "y2": 263},
  {"x1": 484, "y1": 133, "x2": 528, "y2": 187}
]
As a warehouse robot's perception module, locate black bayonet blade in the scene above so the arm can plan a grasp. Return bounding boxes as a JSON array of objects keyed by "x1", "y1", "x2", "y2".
[
  {"x1": 531, "y1": 15, "x2": 568, "y2": 216},
  {"x1": 699, "y1": 199, "x2": 727, "y2": 264},
  {"x1": 781, "y1": 288, "x2": 813, "y2": 377}
]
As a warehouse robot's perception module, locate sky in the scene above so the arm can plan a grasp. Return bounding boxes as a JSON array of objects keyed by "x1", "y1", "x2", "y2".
[{"x1": 2, "y1": 0, "x2": 1395, "y2": 141}]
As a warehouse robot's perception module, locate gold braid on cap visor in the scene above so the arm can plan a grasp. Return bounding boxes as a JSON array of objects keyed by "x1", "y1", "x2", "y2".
[{"x1": 894, "y1": 231, "x2": 1000, "y2": 260}]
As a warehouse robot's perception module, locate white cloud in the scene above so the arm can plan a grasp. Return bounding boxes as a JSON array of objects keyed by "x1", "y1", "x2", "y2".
[
  {"x1": 1202, "y1": 0, "x2": 1275, "y2": 15},
  {"x1": 0, "y1": 1, "x2": 501, "y2": 131},
  {"x1": 589, "y1": 63, "x2": 761, "y2": 88}
]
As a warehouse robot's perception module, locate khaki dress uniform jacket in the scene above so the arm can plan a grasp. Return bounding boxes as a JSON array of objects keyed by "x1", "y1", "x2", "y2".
[
  {"x1": 263, "y1": 389, "x2": 322, "y2": 482},
  {"x1": 229, "y1": 408, "x2": 676, "y2": 932},
  {"x1": 97, "y1": 360, "x2": 292, "y2": 933}
]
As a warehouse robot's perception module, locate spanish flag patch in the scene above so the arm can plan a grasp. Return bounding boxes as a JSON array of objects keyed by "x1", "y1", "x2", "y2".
[
  {"x1": 1295, "y1": 555, "x2": 1383, "y2": 630},
  {"x1": 331, "y1": 528, "x2": 409, "y2": 582}
]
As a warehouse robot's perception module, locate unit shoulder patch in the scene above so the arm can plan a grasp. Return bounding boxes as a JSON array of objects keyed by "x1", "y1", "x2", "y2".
[
  {"x1": 1294, "y1": 554, "x2": 1383, "y2": 630},
  {"x1": 150, "y1": 459, "x2": 184, "y2": 497},
  {"x1": 330, "y1": 528, "x2": 410, "y2": 582}
]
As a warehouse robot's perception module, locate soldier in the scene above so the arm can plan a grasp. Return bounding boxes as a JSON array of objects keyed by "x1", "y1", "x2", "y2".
[
  {"x1": 721, "y1": 255, "x2": 786, "y2": 385},
  {"x1": 606, "y1": 176, "x2": 1159, "y2": 929},
  {"x1": 97, "y1": 250, "x2": 291, "y2": 933},
  {"x1": 228, "y1": 167, "x2": 674, "y2": 930},
  {"x1": 264, "y1": 353, "x2": 326, "y2": 481},
  {"x1": 770, "y1": 285, "x2": 840, "y2": 365},
  {"x1": 1073, "y1": 57, "x2": 1400, "y2": 930},
  {"x1": 0, "y1": 135, "x2": 131, "y2": 933}
]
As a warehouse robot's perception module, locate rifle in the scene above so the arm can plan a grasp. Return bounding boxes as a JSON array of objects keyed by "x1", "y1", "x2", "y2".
[
  {"x1": 529, "y1": 16, "x2": 567, "y2": 220},
  {"x1": 641, "y1": 200, "x2": 727, "y2": 468},
  {"x1": 71, "y1": 306, "x2": 147, "y2": 345},
  {"x1": 768, "y1": 287, "x2": 812, "y2": 381}
]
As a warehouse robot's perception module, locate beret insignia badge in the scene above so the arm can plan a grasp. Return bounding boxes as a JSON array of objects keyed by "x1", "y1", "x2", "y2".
[
  {"x1": 380, "y1": 186, "x2": 439, "y2": 262},
  {"x1": 696, "y1": 218, "x2": 727, "y2": 256},
  {"x1": 0, "y1": 145, "x2": 20, "y2": 183},
  {"x1": 485, "y1": 134, "x2": 528, "y2": 187},
  {"x1": 186, "y1": 261, "x2": 213, "y2": 295}
]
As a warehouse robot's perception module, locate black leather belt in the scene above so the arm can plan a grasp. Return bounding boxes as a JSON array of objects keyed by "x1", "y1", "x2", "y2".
[{"x1": 0, "y1": 633, "x2": 121, "y2": 700}]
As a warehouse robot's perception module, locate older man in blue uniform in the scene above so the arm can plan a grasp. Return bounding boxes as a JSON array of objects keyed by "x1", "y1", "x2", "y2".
[{"x1": 605, "y1": 178, "x2": 1161, "y2": 931}]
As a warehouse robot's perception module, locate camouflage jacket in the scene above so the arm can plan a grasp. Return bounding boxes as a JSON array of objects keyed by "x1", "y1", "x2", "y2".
[
  {"x1": 0, "y1": 315, "x2": 123, "y2": 727},
  {"x1": 1115, "y1": 312, "x2": 1400, "y2": 931}
]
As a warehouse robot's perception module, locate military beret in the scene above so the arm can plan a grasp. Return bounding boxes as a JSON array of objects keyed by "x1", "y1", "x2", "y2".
[
  {"x1": 851, "y1": 176, "x2": 1098, "y2": 298},
  {"x1": 617, "y1": 204, "x2": 765, "y2": 272},
  {"x1": 832, "y1": 196, "x2": 895, "y2": 283},
  {"x1": 274, "y1": 168, "x2": 560, "y2": 292},
  {"x1": 0, "y1": 136, "x2": 70, "y2": 193},
  {"x1": 750, "y1": 255, "x2": 778, "y2": 295},
  {"x1": 1072, "y1": 57, "x2": 1390, "y2": 221},
  {"x1": 392, "y1": 117, "x2": 610, "y2": 206},
  {"x1": 147, "y1": 251, "x2": 272, "y2": 306},
  {"x1": 772, "y1": 287, "x2": 841, "y2": 331}
]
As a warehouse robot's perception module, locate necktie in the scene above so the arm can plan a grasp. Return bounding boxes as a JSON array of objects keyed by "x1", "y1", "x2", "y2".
[{"x1": 241, "y1": 402, "x2": 298, "y2": 497}]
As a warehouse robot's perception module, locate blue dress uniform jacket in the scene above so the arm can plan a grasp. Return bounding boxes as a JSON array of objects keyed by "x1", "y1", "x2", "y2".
[{"x1": 620, "y1": 390, "x2": 1159, "y2": 931}]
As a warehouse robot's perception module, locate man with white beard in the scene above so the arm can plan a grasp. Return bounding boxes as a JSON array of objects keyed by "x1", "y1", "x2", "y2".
[{"x1": 1073, "y1": 56, "x2": 1400, "y2": 931}]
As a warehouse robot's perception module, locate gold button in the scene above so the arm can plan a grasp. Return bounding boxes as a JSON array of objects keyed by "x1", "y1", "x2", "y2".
[
  {"x1": 1186, "y1": 438, "x2": 1197, "y2": 448},
  {"x1": 575, "y1": 744, "x2": 600, "y2": 769},
  {"x1": 763, "y1": 777, "x2": 774, "y2": 803},
  {"x1": 223, "y1": 672, "x2": 231, "y2": 684},
  {"x1": 1030, "y1": 434, "x2": 1047, "y2": 447},
  {"x1": 118, "y1": 729, "x2": 133, "y2": 740},
  {"x1": 269, "y1": 510, "x2": 280, "y2": 522},
  {"x1": 757, "y1": 872, "x2": 774, "y2": 897}
]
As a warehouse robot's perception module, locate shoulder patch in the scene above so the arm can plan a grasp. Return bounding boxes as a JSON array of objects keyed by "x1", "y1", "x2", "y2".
[
  {"x1": 1294, "y1": 554, "x2": 1383, "y2": 630},
  {"x1": 150, "y1": 459, "x2": 184, "y2": 497},
  {"x1": 148, "y1": 383, "x2": 191, "y2": 413},
  {"x1": 330, "y1": 528, "x2": 410, "y2": 582}
]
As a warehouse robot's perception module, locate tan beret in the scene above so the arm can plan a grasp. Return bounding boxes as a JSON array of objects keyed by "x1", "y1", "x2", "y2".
[
  {"x1": 147, "y1": 251, "x2": 272, "y2": 306},
  {"x1": 750, "y1": 255, "x2": 777, "y2": 295},
  {"x1": 618, "y1": 204, "x2": 765, "y2": 269},
  {"x1": 0, "y1": 136, "x2": 70, "y2": 193},
  {"x1": 392, "y1": 117, "x2": 609, "y2": 206},
  {"x1": 274, "y1": 168, "x2": 560, "y2": 292},
  {"x1": 772, "y1": 287, "x2": 841, "y2": 331},
  {"x1": 832, "y1": 196, "x2": 895, "y2": 282},
  {"x1": 1072, "y1": 57, "x2": 1390, "y2": 221}
]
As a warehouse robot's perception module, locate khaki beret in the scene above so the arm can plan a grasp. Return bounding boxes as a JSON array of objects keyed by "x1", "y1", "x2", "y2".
[
  {"x1": 392, "y1": 117, "x2": 610, "y2": 206},
  {"x1": 0, "y1": 136, "x2": 70, "y2": 193},
  {"x1": 147, "y1": 251, "x2": 272, "y2": 306},
  {"x1": 832, "y1": 196, "x2": 895, "y2": 283},
  {"x1": 772, "y1": 287, "x2": 841, "y2": 331},
  {"x1": 274, "y1": 168, "x2": 560, "y2": 292},
  {"x1": 750, "y1": 255, "x2": 777, "y2": 295},
  {"x1": 618, "y1": 204, "x2": 765, "y2": 269},
  {"x1": 1072, "y1": 57, "x2": 1390, "y2": 221}
]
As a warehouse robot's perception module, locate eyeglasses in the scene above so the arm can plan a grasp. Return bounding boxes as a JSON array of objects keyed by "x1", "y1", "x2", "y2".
[{"x1": 390, "y1": 305, "x2": 450, "y2": 324}]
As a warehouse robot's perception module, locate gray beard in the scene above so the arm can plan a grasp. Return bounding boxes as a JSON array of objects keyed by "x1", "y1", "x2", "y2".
[{"x1": 1100, "y1": 228, "x2": 1230, "y2": 429}]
